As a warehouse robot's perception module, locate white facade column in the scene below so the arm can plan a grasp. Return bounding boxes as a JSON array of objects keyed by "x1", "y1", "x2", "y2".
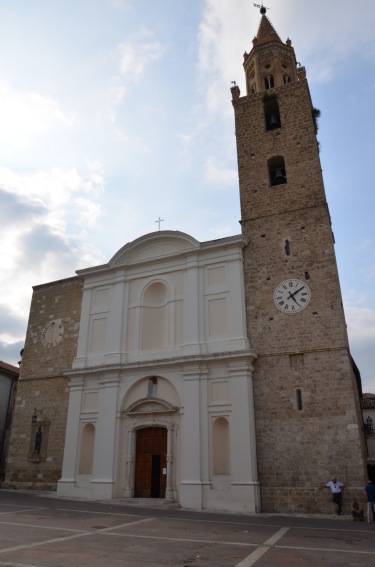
[
  {"x1": 228, "y1": 358, "x2": 261, "y2": 511},
  {"x1": 183, "y1": 255, "x2": 202, "y2": 356},
  {"x1": 106, "y1": 269, "x2": 127, "y2": 365},
  {"x1": 124, "y1": 427, "x2": 135, "y2": 498},
  {"x1": 91, "y1": 372, "x2": 120, "y2": 499},
  {"x1": 180, "y1": 364, "x2": 203, "y2": 509},
  {"x1": 165, "y1": 423, "x2": 174, "y2": 499},
  {"x1": 57, "y1": 377, "x2": 84, "y2": 496},
  {"x1": 199, "y1": 366, "x2": 210, "y2": 487},
  {"x1": 72, "y1": 287, "x2": 92, "y2": 370},
  {"x1": 227, "y1": 253, "x2": 250, "y2": 347}
]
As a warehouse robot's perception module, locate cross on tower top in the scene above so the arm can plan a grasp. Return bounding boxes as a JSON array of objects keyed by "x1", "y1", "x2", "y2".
[{"x1": 253, "y1": 3, "x2": 269, "y2": 14}]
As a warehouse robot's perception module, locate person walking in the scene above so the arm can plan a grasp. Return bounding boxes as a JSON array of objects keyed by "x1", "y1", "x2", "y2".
[
  {"x1": 364, "y1": 480, "x2": 375, "y2": 523},
  {"x1": 319, "y1": 476, "x2": 344, "y2": 515}
]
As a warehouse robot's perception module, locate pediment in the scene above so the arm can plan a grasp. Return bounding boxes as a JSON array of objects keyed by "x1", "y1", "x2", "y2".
[
  {"x1": 109, "y1": 231, "x2": 199, "y2": 267},
  {"x1": 124, "y1": 398, "x2": 178, "y2": 415}
]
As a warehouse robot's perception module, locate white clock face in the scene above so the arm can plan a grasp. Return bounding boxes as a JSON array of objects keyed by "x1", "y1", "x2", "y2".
[
  {"x1": 41, "y1": 319, "x2": 64, "y2": 347},
  {"x1": 274, "y1": 279, "x2": 311, "y2": 314}
]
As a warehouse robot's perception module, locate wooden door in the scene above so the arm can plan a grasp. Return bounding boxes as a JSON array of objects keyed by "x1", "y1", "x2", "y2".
[{"x1": 134, "y1": 427, "x2": 167, "y2": 498}]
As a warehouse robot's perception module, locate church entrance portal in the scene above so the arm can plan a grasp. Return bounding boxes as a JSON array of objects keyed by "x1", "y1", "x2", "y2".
[{"x1": 134, "y1": 427, "x2": 167, "y2": 498}]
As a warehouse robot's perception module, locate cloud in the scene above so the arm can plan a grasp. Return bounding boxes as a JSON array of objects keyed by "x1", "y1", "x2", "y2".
[
  {"x1": 346, "y1": 306, "x2": 375, "y2": 342},
  {"x1": 204, "y1": 158, "x2": 237, "y2": 187},
  {"x1": 0, "y1": 304, "x2": 27, "y2": 340},
  {"x1": 0, "y1": 84, "x2": 77, "y2": 153},
  {"x1": 0, "y1": 294, "x2": 30, "y2": 367},
  {"x1": 109, "y1": 0, "x2": 132, "y2": 12},
  {"x1": 345, "y1": 305, "x2": 375, "y2": 393},
  {"x1": 107, "y1": 82, "x2": 128, "y2": 119},
  {"x1": 0, "y1": 166, "x2": 106, "y2": 339},
  {"x1": 0, "y1": 166, "x2": 104, "y2": 232},
  {"x1": 105, "y1": 30, "x2": 165, "y2": 128},
  {"x1": 0, "y1": 341, "x2": 24, "y2": 368},
  {"x1": 0, "y1": 213, "x2": 103, "y2": 365},
  {"x1": 75, "y1": 198, "x2": 102, "y2": 227},
  {"x1": 0, "y1": 189, "x2": 45, "y2": 229},
  {"x1": 118, "y1": 31, "x2": 165, "y2": 82},
  {"x1": 198, "y1": 0, "x2": 246, "y2": 116}
]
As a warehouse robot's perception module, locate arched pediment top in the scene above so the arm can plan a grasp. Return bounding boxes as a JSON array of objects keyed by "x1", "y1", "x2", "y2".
[
  {"x1": 109, "y1": 231, "x2": 200, "y2": 267},
  {"x1": 124, "y1": 397, "x2": 178, "y2": 416}
]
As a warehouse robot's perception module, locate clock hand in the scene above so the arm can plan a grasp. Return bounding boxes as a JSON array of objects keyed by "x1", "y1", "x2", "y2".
[
  {"x1": 287, "y1": 285, "x2": 305, "y2": 299},
  {"x1": 287, "y1": 292, "x2": 301, "y2": 307},
  {"x1": 293, "y1": 286, "x2": 305, "y2": 296}
]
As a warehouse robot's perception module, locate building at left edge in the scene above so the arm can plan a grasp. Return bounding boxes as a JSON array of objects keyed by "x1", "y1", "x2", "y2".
[{"x1": 0, "y1": 361, "x2": 19, "y2": 483}]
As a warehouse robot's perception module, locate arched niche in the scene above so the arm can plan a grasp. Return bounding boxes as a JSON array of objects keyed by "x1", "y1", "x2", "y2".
[
  {"x1": 79, "y1": 423, "x2": 95, "y2": 475},
  {"x1": 212, "y1": 416, "x2": 231, "y2": 475},
  {"x1": 141, "y1": 281, "x2": 169, "y2": 350},
  {"x1": 122, "y1": 375, "x2": 181, "y2": 411}
]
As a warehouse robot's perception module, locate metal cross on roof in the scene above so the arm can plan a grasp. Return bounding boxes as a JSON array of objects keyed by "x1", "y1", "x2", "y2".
[
  {"x1": 155, "y1": 216, "x2": 164, "y2": 231},
  {"x1": 253, "y1": 3, "x2": 269, "y2": 14}
]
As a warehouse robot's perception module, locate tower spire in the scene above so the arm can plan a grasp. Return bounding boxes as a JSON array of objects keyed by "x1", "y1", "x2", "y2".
[{"x1": 255, "y1": 13, "x2": 282, "y2": 45}]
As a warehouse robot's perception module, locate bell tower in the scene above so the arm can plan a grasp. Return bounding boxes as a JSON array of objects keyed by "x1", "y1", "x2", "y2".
[{"x1": 231, "y1": 9, "x2": 367, "y2": 513}]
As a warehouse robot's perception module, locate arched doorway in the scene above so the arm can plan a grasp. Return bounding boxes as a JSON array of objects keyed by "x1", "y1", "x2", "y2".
[{"x1": 134, "y1": 427, "x2": 167, "y2": 498}]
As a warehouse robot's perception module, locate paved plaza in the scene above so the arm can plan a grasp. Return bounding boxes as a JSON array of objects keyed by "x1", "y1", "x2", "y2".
[{"x1": 0, "y1": 490, "x2": 375, "y2": 566}]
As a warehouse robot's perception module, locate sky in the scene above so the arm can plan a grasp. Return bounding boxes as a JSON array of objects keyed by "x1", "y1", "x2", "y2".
[{"x1": 1, "y1": 0, "x2": 375, "y2": 392}]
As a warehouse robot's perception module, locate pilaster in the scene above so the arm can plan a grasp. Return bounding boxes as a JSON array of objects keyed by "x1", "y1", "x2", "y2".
[{"x1": 90, "y1": 372, "x2": 120, "y2": 498}]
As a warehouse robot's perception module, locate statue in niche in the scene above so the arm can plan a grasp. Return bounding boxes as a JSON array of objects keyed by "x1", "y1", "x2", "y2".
[
  {"x1": 33, "y1": 427, "x2": 43, "y2": 455},
  {"x1": 147, "y1": 376, "x2": 158, "y2": 398}
]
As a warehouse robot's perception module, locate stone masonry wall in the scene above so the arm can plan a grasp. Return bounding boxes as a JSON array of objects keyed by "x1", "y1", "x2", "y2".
[
  {"x1": 232, "y1": 69, "x2": 367, "y2": 512},
  {"x1": 253, "y1": 351, "x2": 366, "y2": 514},
  {"x1": 5, "y1": 377, "x2": 70, "y2": 489},
  {"x1": 4, "y1": 276, "x2": 83, "y2": 489}
]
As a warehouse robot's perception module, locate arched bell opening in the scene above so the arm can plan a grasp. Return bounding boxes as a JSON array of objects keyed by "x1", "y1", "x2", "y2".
[
  {"x1": 268, "y1": 156, "x2": 287, "y2": 186},
  {"x1": 264, "y1": 98, "x2": 281, "y2": 131},
  {"x1": 264, "y1": 74, "x2": 275, "y2": 90}
]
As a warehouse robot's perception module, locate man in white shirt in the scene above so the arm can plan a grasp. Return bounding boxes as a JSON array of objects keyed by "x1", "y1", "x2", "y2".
[{"x1": 319, "y1": 477, "x2": 344, "y2": 515}]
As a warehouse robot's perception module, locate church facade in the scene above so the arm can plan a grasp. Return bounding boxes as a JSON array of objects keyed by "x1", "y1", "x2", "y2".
[{"x1": 4, "y1": 12, "x2": 367, "y2": 514}]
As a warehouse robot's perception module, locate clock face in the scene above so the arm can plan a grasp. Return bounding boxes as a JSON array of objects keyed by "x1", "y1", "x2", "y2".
[
  {"x1": 41, "y1": 319, "x2": 64, "y2": 347},
  {"x1": 274, "y1": 279, "x2": 311, "y2": 314}
]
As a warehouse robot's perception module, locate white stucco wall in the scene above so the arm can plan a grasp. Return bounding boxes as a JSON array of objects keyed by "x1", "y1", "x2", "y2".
[{"x1": 58, "y1": 231, "x2": 260, "y2": 513}]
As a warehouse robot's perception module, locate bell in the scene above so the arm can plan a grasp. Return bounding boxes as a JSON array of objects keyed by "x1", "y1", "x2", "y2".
[
  {"x1": 268, "y1": 113, "x2": 280, "y2": 129},
  {"x1": 273, "y1": 167, "x2": 286, "y2": 185}
]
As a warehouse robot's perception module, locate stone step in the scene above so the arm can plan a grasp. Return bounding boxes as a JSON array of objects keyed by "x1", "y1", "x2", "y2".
[{"x1": 114, "y1": 498, "x2": 180, "y2": 509}]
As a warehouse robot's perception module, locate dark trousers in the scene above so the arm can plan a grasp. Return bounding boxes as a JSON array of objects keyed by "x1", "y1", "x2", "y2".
[{"x1": 332, "y1": 492, "x2": 342, "y2": 514}]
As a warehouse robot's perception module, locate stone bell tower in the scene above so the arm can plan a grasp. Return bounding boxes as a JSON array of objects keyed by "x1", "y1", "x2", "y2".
[{"x1": 231, "y1": 9, "x2": 367, "y2": 513}]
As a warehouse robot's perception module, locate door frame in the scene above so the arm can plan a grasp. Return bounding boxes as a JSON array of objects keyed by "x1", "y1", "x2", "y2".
[
  {"x1": 122, "y1": 398, "x2": 178, "y2": 501},
  {"x1": 134, "y1": 426, "x2": 167, "y2": 498}
]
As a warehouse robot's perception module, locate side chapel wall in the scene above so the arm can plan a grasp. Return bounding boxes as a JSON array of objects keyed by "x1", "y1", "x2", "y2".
[{"x1": 4, "y1": 277, "x2": 83, "y2": 489}]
